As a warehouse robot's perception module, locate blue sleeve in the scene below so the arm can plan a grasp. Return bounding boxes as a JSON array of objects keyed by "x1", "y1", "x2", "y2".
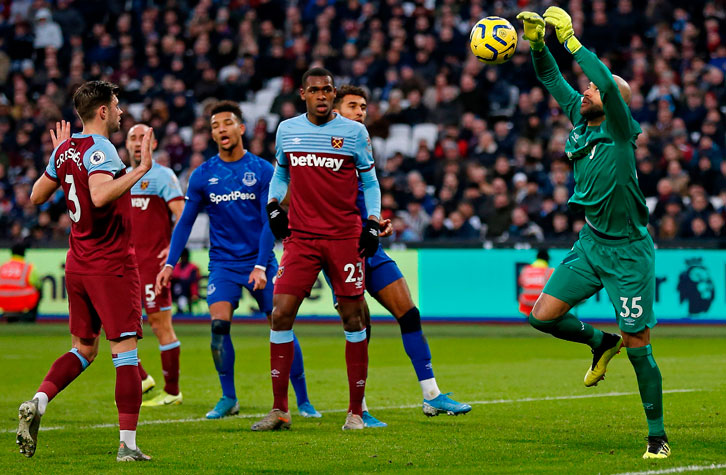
[
  {"x1": 160, "y1": 167, "x2": 184, "y2": 202},
  {"x1": 45, "y1": 148, "x2": 59, "y2": 181},
  {"x1": 359, "y1": 168, "x2": 381, "y2": 219},
  {"x1": 268, "y1": 164, "x2": 290, "y2": 203},
  {"x1": 274, "y1": 124, "x2": 288, "y2": 166},
  {"x1": 83, "y1": 138, "x2": 124, "y2": 176},
  {"x1": 353, "y1": 125, "x2": 375, "y2": 171},
  {"x1": 166, "y1": 169, "x2": 204, "y2": 266},
  {"x1": 256, "y1": 162, "x2": 275, "y2": 268}
]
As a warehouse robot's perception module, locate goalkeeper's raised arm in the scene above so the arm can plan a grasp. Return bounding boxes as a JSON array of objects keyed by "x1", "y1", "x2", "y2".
[
  {"x1": 540, "y1": 6, "x2": 636, "y2": 139},
  {"x1": 517, "y1": 11, "x2": 583, "y2": 125}
]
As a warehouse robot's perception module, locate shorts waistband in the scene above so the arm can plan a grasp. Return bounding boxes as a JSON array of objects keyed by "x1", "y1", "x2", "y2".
[{"x1": 586, "y1": 222, "x2": 626, "y2": 240}]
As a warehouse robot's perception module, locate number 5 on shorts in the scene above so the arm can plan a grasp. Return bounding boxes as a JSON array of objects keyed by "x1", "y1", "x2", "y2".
[
  {"x1": 619, "y1": 296, "x2": 642, "y2": 318},
  {"x1": 145, "y1": 284, "x2": 155, "y2": 303}
]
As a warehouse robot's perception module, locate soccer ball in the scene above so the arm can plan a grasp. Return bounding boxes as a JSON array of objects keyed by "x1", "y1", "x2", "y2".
[{"x1": 469, "y1": 16, "x2": 518, "y2": 65}]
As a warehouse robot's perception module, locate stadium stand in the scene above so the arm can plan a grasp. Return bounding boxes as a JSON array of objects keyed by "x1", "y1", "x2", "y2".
[{"x1": 0, "y1": 0, "x2": 724, "y2": 246}]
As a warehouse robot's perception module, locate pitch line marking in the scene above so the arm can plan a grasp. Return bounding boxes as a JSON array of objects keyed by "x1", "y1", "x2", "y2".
[
  {"x1": 611, "y1": 463, "x2": 726, "y2": 475},
  {"x1": 1, "y1": 388, "x2": 699, "y2": 434}
]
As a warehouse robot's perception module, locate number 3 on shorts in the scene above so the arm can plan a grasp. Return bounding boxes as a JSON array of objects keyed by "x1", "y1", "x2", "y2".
[{"x1": 619, "y1": 296, "x2": 642, "y2": 318}]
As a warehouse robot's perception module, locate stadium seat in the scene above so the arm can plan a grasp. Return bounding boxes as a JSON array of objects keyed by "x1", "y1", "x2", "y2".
[
  {"x1": 384, "y1": 135, "x2": 411, "y2": 159},
  {"x1": 253, "y1": 89, "x2": 277, "y2": 114},
  {"x1": 371, "y1": 136, "x2": 386, "y2": 164},
  {"x1": 645, "y1": 196, "x2": 657, "y2": 213},
  {"x1": 410, "y1": 123, "x2": 439, "y2": 155},
  {"x1": 178, "y1": 126, "x2": 193, "y2": 145},
  {"x1": 188, "y1": 213, "x2": 210, "y2": 249},
  {"x1": 389, "y1": 124, "x2": 412, "y2": 139},
  {"x1": 265, "y1": 114, "x2": 280, "y2": 133},
  {"x1": 126, "y1": 103, "x2": 145, "y2": 121}
]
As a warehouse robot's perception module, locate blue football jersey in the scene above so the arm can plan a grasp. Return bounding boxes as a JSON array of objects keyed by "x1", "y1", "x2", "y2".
[{"x1": 186, "y1": 152, "x2": 275, "y2": 264}]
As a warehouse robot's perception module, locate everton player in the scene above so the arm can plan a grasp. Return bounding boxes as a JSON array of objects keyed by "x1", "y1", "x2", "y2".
[
  {"x1": 156, "y1": 101, "x2": 319, "y2": 419},
  {"x1": 252, "y1": 68, "x2": 380, "y2": 431},
  {"x1": 21, "y1": 80, "x2": 152, "y2": 461},
  {"x1": 331, "y1": 86, "x2": 471, "y2": 427}
]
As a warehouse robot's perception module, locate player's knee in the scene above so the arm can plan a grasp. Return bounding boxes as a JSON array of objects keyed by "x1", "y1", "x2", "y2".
[
  {"x1": 397, "y1": 306, "x2": 421, "y2": 334},
  {"x1": 73, "y1": 345, "x2": 97, "y2": 364},
  {"x1": 528, "y1": 312, "x2": 557, "y2": 334},
  {"x1": 210, "y1": 319, "x2": 231, "y2": 349}
]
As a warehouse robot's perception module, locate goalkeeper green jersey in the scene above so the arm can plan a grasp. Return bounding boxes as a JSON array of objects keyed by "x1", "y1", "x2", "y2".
[{"x1": 532, "y1": 46, "x2": 649, "y2": 239}]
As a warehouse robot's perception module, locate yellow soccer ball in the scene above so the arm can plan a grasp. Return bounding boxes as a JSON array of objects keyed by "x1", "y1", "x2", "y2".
[{"x1": 469, "y1": 16, "x2": 518, "y2": 65}]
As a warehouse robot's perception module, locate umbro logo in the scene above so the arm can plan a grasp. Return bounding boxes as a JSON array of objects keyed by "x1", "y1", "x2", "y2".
[
  {"x1": 291, "y1": 137, "x2": 302, "y2": 144},
  {"x1": 208, "y1": 177, "x2": 219, "y2": 185},
  {"x1": 356, "y1": 379, "x2": 366, "y2": 387},
  {"x1": 271, "y1": 369, "x2": 281, "y2": 378}
]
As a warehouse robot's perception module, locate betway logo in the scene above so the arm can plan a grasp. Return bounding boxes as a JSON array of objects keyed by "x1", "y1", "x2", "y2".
[
  {"x1": 131, "y1": 197, "x2": 150, "y2": 210},
  {"x1": 209, "y1": 191, "x2": 256, "y2": 204},
  {"x1": 289, "y1": 153, "x2": 344, "y2": 171}
]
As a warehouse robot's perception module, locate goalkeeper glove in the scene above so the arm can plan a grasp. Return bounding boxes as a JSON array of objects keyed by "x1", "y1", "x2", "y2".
[
  {"x1": 358, "y1": 219, "x2": 379, "y2": 258},
  {"x1": 266, "y1": 201, "x2": 291, "y2": 240},
  {"x1": 543, "y1": 6, "x2": 582, "y2": 54},
  {"x1": 516, "y1": 11, "x2": 546, "y2": 51}
]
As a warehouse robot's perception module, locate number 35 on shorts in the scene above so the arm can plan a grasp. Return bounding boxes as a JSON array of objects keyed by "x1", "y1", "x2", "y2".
[
  {"x1": 344, "y1": 262, "x2": 364, "y2": 290},
  {"x1": 619, "y1": 296, "x2": 642, "y2": 318}
]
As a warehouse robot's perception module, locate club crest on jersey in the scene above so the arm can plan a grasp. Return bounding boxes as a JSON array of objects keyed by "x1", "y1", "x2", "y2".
[
  {"x1": 140, "y1": 180, "x2": 149, "y2": 190},
  {"x1": 331, "y1": 137, "x2": 344, "y2": 149},
  {"x1": 277, "y1": 266, "x2": 284, "y2": 279},
  {"x1": 242, "y1": 172, "x2": 257, "y2": 187},
  {"x1": 90, "y1": 150, "x2": 106, "y2": 165}
]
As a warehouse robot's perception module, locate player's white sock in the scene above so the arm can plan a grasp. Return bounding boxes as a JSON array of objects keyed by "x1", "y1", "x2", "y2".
[
  {"x1": 120, "y1": 430, "x2": 137, "y2": 450},
  {"x1": 33, "y1": 392, "x2": 49, "y2": 416},
  {"x1": 420, "y1": 378, "x2": 441, "y2": 400},
  {"x1": 361, "y1": 397, "x2": 368, "y2": 412}
]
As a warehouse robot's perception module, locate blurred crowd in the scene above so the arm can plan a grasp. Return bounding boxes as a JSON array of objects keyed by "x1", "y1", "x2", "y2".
[{"x1": 0, "y1": 0, "x2": 725, "y2": 246}]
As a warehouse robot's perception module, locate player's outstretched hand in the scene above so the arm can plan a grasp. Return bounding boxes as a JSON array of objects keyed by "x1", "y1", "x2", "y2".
[
  {"x1": 156, "y1": 265, "x2": 173, "y2": 295},
  {"x1": 139, "y1": 127, "x2": 154, "y2": 171},
  {"x1": 379, "y1": 218, "x2": 393, "y2": 238},
  {"x1": 516, "y1": 11, "x2": 545, "y2": 50},
  {"x1": 157, "y1": 247, "x2": 170, "y2": 267},
  {"x1": 266, "y1": 201, "x2": 291, "y2": 240},
  {"x1": 49, "y1": 120, "x2": 71, "y2": 148},
  {"x1": 359, "y1": 218, "x2": 380, "y2": 257},
  {"x1": 543, "y1": 6, "x2": 581, "y2": 53},
  {"x1": 248, "y1": 267, "x2": 267, "y2": 291}
]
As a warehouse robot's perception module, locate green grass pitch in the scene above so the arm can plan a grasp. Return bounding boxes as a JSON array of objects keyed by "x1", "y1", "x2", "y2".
[{"x1": 1, "y1": 323, "x2": 724, "y2": 474}]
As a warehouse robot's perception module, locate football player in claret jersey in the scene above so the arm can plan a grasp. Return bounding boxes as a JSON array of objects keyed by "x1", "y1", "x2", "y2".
[
  {"x1": 21, "y1": 80, "x2": 152, "y2": 461},
  {"x1": 125, "y1": 124, "x2": 185, "y2": 406},
  {"x1": 330, "y1": 86, "x2": 471, "y2": 426},
  {"x1": 252, "y1": 68, "x2": 381, "y2": 431},
  {"x1": 156, "y1": 101, "x2": 319, "y2": 419}
]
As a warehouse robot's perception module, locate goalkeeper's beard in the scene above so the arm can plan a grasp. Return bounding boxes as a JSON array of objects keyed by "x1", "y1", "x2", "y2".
[{"x1": 581, "y1": 103, "x2": 605, "y2": 122}]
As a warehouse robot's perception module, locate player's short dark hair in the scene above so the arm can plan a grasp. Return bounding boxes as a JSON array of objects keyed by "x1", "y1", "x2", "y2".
[
  {"x1": 72, "y1": 80, "x2": 120, "y2": 122},
  {"x1": 536, "y1": 249, "x2": 550, "y2": 262},
  {"x1": 301, "y1": 67, "x2": 335, "y2": 88},
  {"x1": 11, "y1": 242, "x2": 27, "y2": 257},
  {"x1": 334, "y1": 85, "x2": 368, "y2": 107},
  {"x1": 209, "y1": 100, "x2": 243, "y2": 123}
]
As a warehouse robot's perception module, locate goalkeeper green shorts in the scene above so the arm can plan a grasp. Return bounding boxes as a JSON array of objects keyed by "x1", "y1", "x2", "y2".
[{"x1": 542, "y1": 226, "x2": 656, "y2": 333}]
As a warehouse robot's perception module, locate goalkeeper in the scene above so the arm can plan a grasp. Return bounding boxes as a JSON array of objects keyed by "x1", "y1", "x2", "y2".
[{"x1": 517, "y1": 7, "x2": 669, "y2": 460}]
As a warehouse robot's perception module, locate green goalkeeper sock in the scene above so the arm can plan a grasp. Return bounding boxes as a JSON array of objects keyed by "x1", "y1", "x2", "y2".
[
  {"x1": 528, "y1": 312, "x2": 603, "y2": 349},
  {"x1": 627, "y1": 345, "x2": 665, "y2": 437}
]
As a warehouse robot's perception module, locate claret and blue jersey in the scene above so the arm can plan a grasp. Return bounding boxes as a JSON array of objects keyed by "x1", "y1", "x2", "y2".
[{"x1": 275, "y1": 113, "x2": 378, "y2": 239}]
